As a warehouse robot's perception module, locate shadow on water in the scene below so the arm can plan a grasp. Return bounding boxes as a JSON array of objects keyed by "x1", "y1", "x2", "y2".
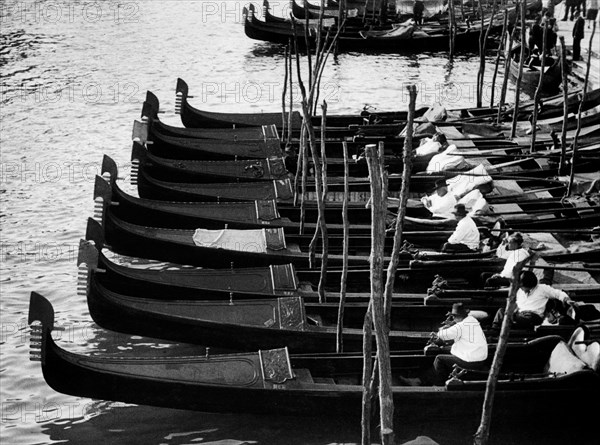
[{"x1": 39, "y1": 402, "x2": 599, "y2": 445}]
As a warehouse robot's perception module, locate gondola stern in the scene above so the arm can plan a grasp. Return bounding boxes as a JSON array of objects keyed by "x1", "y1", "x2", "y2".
[
  {"x1": 141, "y1": 100, "x2": 157, "y2": 121},
  {"x1": 28, "y1": 292, "x2": 56, "y2": 365},
  {"x1": 175, "y1": 78, "x2": 188, "y2": 97},
  {"x1": 86, "y1": 217, "x2": 106, "y2": 250},
  {"x1": 144, "y1": 91, "x2": 160, "y2": 118},
  {"x1": 101, "y1": 155, "x2": 119, "y2": 183}
]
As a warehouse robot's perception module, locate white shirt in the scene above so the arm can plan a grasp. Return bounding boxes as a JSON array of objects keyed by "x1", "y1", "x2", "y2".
[
  {"x1": 496, "y1": 246, "x2": 530, "y2": 278},
  {"x1": 421, "y1": 192, "x2": 457, "y2": 218},
  {"x1": 516, "y1": 284, "x2": 570, "y2": 317},
  {"x1": 438, "y1": 315, "x2": 488, "y2": 362},
  {"x1": 447, "y1": 216, "x2": 480, "y2": 249}
]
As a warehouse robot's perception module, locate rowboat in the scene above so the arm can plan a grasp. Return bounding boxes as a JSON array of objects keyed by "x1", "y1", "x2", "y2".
[
  {"x1": 509, "y1": 44, "x2": 563, "y2": 94},
  {"x1": 29, "y1": 292, "x2": 600, "y2": 419}
]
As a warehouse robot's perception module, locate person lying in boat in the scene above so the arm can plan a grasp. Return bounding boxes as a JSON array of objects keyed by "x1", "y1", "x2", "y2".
[
  {"x1": 430, "y1": 303, "x2": 488, "y2": 385},
  {"x1": 491, "y1": 270, "x2": 576, "y2": 330},
  {"x1": 481, "y1": 232, "x2": 532, "y2": 288},
  {"x1": 420, "y1": 178, "x2": 457, "y2": 219},
  {"x1": 424, "y1": 142, "x2": 471, "y2": 175},
  {"x1": 441, "y1": 204, "x2": 480, "y2": 253}
]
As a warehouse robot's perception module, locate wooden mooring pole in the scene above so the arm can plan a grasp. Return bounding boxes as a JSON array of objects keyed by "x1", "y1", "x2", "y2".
[
  {"x1": 336, "y1": 140, "x2": 350, "y2": 353},
  {"x1": 529, "y1": 20, "x2": 549, "y2": 152},
  {"x1": 490, "y1": 10, "x2": 509, "y2": 108},
  {"x1": 365, "y1": 143, "x2": 394, "y2": 445},
  {"x1": 497, "y1": 1, "x2": 519, "y2": 124},
  {"x1": 510, "y1": 0, "x2": 527, "y2": 138},
  {"x1": 558, "y1": 36, "x2": 569, "y2": 175},
  {"x1": 473, "y1": 257, "x2": 531, "y2": 445},
  {"x1": 566, "y1": 21, "x2": 597, "y2": 197},
  {"x1": 384, "y1": 84, "x2": 417, "y2": 327}
]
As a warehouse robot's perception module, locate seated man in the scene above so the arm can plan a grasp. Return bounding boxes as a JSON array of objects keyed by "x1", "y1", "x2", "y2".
[
  {"x1": 441, "y1": 204, "x2": 480, "y2": 253},
  {"x1": 482, "y1": 232, "x2": 531, "y2": 288},
  {"x1": 421, "y1": 179, "x2": 457, "y2": 219},
  {"x1": 431, "y1": 303, "x2": 488, "y2": 385},
  {"x1": 492, "y1": 271, "x2": 576, "y2": 330}
]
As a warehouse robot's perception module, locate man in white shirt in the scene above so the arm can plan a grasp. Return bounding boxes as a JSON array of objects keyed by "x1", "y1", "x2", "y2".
[
  {"x1": 482, "y1": 232, "x2": 531, "y2": 288},
  {"x1": 441, "y1": 204, "x2": 480, "y2": 252},
  {"x1": 491, "y1": 271, "x2": 575, "y2": 329},
  {"x1": 432, "y1": 303, "x2": 488, "y2": 385},
  {"x1": 421, "y1": 179, "x2": 457, "y2": 219}
]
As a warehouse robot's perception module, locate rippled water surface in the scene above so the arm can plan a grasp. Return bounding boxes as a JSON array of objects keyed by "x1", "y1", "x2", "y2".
[{"x1": 2, "y1": 1, "x2": 593, "y2": 444}]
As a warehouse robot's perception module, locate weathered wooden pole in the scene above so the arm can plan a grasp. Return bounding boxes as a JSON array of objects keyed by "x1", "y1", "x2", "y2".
[
  {"x1": 336, "y1": 140, "x2": 350, "y2": 353},
  {"x1": 558, "y1": 36, "x2": 569, "y2": 175},
  {"x1": 477, "y1": 1, "x2": 497, "y2": 108},
  {"x1": 529, "y1": 20, "x2": 548, "y2": 152},
  {"x1": 490, "y1": 10, "x2": 509, "y2": 108},
  {"x1": 510, "y1": 0, "x2": 527, "y2": 138},
  {"x1": 360, "y1": 300, "x2": 374, "y2": 445},
  {"x1": 308, "y1": 101, "x2": 329, "y2": 301},
  {"x1": 449, "y1": 0, "x2": 456, "y2": 58},
  {"x1": 497, "y1": 1, "x2": 519, "y2": 123},
  {"x1": 566, "y1": 21, "x2": 596, "y2": 197},
  {"x1": 477, "y1": 1, "x2": 486, "y2": 108},
  {"x1": 473, "y1": 257, "x2": 531, "y2": 445},
  {"x1": 282, "y1": 45, "x2": 289, "y2": 143},
  {"x1": 365, "y1": 143, "x2": 394, "y2": 445},
  {"x1": 304, "y1": 0, "x2": 313, "y2": 88},
  {"x1": 383, "y1": 84, "x2": 417, "y2": 328},
  {"x1": 287, "y1": 38, "x2": 294, "y2": 147}
]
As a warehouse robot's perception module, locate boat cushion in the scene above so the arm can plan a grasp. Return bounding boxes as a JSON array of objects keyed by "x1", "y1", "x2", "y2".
[
  {"x1": 270, "y1": 264, "x2": 298, "y2": 293},
  {"x1": 192, "y1": 228, "x2": 267, "y2": 253},
  {"x1": 544, "y1": 341, "x2": 588, "y2": 375}
]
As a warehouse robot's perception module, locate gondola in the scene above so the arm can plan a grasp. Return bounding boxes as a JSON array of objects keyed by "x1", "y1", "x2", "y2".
[
  {"x1": 29, "y1": 292, "x2": 600, "y2": 419},
  {"x1": 90, "y1": 207, "x2": 506, "y2": 272},
  {"x1": 243, "y1": 4, "x2": 507, "y2": 52},
  {"x1": 86, "y1": 277, "x2": 600, "y2": 353},
  {"x1": 509, "y1": 44, "x2": 563, "y2": 94},
  {"x1": 132, "y1": 136, "x2": 600, "y2": 185},
  {"x1": 98, "y1": 159, "x2": 600, "y2": 241},
  {"x1": 174, "y1": 78, "x2": 600, "y2": 130},
  {"x1": 78, "y1": 238, "x2": 600, "y2": 305}
]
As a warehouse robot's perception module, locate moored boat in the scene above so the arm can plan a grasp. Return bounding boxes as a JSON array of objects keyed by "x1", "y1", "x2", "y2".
[{"x1": 29, "y1": 292, "x2": 600, "y2": 419}]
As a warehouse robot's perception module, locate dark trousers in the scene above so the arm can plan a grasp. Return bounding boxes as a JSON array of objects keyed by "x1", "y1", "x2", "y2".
[
  {"x1": 492, "y1": 307, "x2": 544, "y2": 329},
  {"x1": 433, "y1": 354, "x2": 488, "y2": 385},
  {"x1": 563, "y1": 5, "x2": 574, "y2": 20},
  {"x1": 573, "y1": 38, "x2": 582, "y2": 60},
  {"x1": 441, "y1": 242, "x2": 475, "y2": 253},
  {"x1": 481, "y1": 272, "x2": 511, "y2": 288}
]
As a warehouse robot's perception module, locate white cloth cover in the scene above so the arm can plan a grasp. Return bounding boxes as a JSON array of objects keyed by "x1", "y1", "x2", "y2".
[
  {"x1": 426, "y1": 145, "x2": 468, "y2": 173},
  {"x1": 192, "y1": 228, "x2": 267, "y2": 253},
  {"x1": 545, "y1": 341, "x2": 588, "y2": 375},
  {"x1": 416, "y1": 138, "x2": 442, "y2": 156},
  {"x1": 447, "y1": 164, "x2": 493, "y2": 199}
]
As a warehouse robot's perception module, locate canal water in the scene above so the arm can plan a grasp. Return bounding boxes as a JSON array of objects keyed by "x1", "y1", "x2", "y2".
[{"x1": 1, "y1": 1, "x2": 594, "y2": 444}]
